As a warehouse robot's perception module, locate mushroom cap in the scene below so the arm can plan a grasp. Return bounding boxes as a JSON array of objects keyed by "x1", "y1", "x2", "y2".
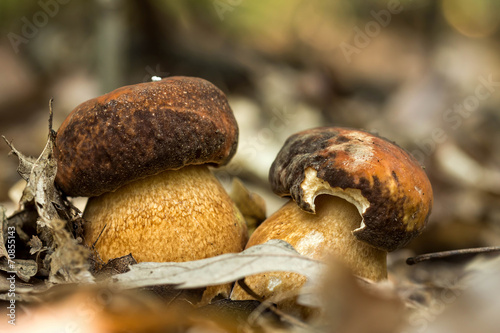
[
  {"x1": 55, "y1": 76, "x2": 238, "y2": 197},
  {"x1": 269, "y1": 127, "x2": 433, "y2": 252}
]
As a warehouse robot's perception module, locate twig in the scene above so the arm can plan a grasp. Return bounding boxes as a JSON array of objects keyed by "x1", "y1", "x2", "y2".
[
  {"x1": 406, "y1": 246, "x2": 500, "y2": 265},
  {"x1": 48, "y1": 98, "x2": 57, "y2": 140},
  {"x1": 93, "y1": 223, "x2": 108, "y2": 248},
  {"x1": 237, "y1": 278, "x2": 264, "y2": 302}
]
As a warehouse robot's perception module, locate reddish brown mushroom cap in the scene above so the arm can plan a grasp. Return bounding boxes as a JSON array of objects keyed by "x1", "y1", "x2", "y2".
[
  {"x1": 270, "y1": 127, "x2": 433, "y2": 252},
  {"x1": 55, "y1": 76, "x2": 238, "y2": 197}
]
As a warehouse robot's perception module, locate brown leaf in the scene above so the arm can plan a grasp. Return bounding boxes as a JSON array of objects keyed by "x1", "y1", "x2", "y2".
[{"x1": 95, "y1": 254, "x2": 137, "y2": 280}]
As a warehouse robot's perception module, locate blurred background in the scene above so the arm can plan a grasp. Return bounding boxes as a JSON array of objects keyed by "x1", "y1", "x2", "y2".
[{"x1": 1, "y1": 0, "x2": 499, "y2": 255}]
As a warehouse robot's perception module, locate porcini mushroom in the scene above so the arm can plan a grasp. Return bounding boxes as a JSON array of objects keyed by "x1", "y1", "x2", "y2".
[
  {"x1": 55, "y1": 77, "x2": 247, "y2": 297},
  {"x1": 231, "y1": 127, "x2": 432, "y2": 304}
]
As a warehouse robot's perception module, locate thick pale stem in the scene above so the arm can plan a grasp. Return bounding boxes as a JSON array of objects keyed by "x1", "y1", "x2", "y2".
[
  {"x1": 83, "y1": 165, "x2": 247, "y2": 263},
  {"x1": 231, "y1": 195, "x2": 386, "y2": 305},
  {"x1": 84, "y1": 165, "x2": 248, "y2": 302},
  {"x1": 254, "y1": 195, "x2": 387, "y2": 279}
]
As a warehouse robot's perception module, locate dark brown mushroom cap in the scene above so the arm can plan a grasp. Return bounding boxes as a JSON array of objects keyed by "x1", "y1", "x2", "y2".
[
  {"x1": 55, "y1": 76, "x2": 238, "y2": 197},
  {"x1": 269, "y1": 127, "x2": 433, "y2": 252}
]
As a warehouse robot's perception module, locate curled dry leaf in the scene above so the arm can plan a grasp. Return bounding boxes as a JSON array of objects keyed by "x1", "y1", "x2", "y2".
[
  {"x1": 0, "y1": 206, "x2": 37, "y2": 282},
  {"x1": 111, "y1": 239, "x2": 325, "y2": 291},
  {"x1": 2, "y1": 106, "x2": 93, "y2": 284}
]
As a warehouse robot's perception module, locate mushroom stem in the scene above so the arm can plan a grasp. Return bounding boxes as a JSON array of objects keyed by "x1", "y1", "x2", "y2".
[
  {"x1": 231, "y1": 195, "x2": 386, "y2": 305},
  {"x1": 251, "y1": 195, "x2": 387, "y2": 280},
  {"x1": 83, "y1": 165, "x2": 247, "y2": 263}
]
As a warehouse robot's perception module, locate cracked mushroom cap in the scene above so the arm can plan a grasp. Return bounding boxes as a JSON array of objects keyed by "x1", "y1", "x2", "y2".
[
  {"x1": 55, "y1": 76, "x2": 238, "y2": 197},
  {"x1": 270, "y1": 127, "x2": 433, "y2": 252}
]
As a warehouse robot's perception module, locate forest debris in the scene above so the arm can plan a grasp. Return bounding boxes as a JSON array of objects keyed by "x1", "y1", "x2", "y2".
[
  {"x1": 0, "y1": 259, "x2": 37, "y2": 282},
  {"x1": 94, "y1": 254, "x2": 137, "y2": 281},
  {"x1": 0, "y1": 206, "x2": 37, "y2": 281},
  {"x1": 407, "y1": 246, "x2": 500, "y2": 265},
  {"x1": 28, "y1": 235, "x2": 43, "y2": 255},
  {"x1": 1, "y1": 105, "x2": 93, "y2": 285},
  {"x1": 112, "y1": 239, "x2": 325, "y2": 291},
  {"x1": 46, "y1": 219, "x2": 93, "y2": 284}
]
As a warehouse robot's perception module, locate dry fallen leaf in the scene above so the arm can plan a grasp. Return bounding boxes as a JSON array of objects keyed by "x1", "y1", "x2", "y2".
[
  {"x1": 1, "y1": 105, "x2": 93, "y2": 285},
  {"x1": 28, "y1": 235, "x2": 43, "y2": 255},
  {"x1": 111, "y1": 239, "x2": 325, "y2": 291},
  {"x1": 94, "y1": 254, "x2": 137, "y2": 281}
]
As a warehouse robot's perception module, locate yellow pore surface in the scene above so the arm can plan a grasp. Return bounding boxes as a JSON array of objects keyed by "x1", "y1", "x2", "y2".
[{"x1": 83, "y1": 165, "x2": 248, "y2": 263}]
